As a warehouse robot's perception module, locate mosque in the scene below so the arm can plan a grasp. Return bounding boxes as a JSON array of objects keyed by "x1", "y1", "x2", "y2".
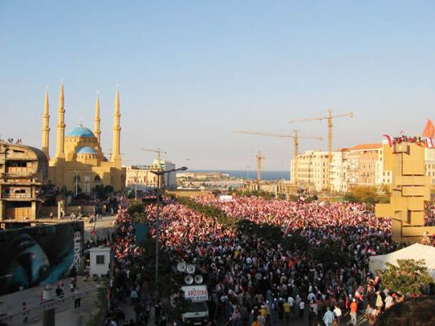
[{"x1": 42, "y1": 84, "x2": 123, "y2": 193}]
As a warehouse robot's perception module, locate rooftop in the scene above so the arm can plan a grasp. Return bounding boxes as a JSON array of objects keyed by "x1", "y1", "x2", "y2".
[{"x1": 351, "y1": 143, "x2": 382, "y2": 150}]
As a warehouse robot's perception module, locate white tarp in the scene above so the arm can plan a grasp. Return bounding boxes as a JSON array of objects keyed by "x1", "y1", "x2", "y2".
[
  {"x1": 219, "y1": 195, "x2": 233, "y2": 202},
  {"x1": 369, "y1": 243, "x2": 435, "y2": 279}
]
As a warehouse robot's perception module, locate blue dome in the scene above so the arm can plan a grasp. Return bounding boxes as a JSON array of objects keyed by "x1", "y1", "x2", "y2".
[
  {"x1": 66, "y1": 126, "x2": 95, "y2": 138},
  {"x1": 76, "y1": 146, "x2": 97, "y2": 155}
]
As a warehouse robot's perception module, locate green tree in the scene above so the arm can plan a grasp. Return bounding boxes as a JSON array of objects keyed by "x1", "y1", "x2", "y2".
[{"x1": 380, "y1": 259, "x2": 433, "y2": 296}]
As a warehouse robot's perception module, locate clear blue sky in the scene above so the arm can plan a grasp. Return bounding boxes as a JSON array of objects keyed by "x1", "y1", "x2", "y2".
[{"x1": 1, "y1": 1, "x2": 435, "y2": 170}]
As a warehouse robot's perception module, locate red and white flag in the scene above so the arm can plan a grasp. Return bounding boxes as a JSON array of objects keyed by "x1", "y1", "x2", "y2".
[
  {"x1": 383, "y1": 134, "x2": 392, "y2": 147},
  {"x1": 427, "y1": 138, "x2": 435, "y2": 148}
]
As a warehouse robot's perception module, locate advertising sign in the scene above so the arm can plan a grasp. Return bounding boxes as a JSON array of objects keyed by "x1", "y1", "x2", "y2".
[
  {"x1": 182, "y1": 285, "x2": 209, "y2": 301},
  {"x1": 0, "y1": 221, "x2": 84, "y2": 295},
  {"x1": 135, "y1": 222, "x2": 149, "y2": 245}
]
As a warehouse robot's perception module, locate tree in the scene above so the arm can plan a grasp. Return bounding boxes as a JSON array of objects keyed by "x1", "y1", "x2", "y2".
[{"x1": 380, "y1": 259, "x2": 433, "y2": 296}]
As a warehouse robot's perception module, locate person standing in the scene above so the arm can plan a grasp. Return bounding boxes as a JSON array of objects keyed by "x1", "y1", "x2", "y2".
[
  {"x1": 251, "y1": 316, "x2": 261, "y2": 326},
  {"x1": 308, "y1": 307, "x2": 317, "y2": 326},
  {"x1": 375, "y1": 291, "x2": 383, "y2": 312},
  {"x1": 257, "y1": 313, "x2": 266, "y2": 326},
  {"x1": 74, "y1": 288, "x2": 81, "y2": 308},
  {"x1": 350, "y1": 299, "x2": 358, "y2": 326},
  {"x1": 130, "y1": 288, "x2": 138, "y2": 306},
  {"x1": 299, "y1": 300, "x2": 305, "y2": 318},
  {"x1": 333, "y1": 305, "x2": 342, "y2": 325},
  {"x1": 322, "y1": 307, "x2": 335, "y2": 326},
  {"x1": 283, "y1": 301, "x2": 291, "y2": 324}
]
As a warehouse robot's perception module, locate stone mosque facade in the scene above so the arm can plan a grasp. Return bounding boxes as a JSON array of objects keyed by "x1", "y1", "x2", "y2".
[{"x1": 42, "y1": 84, "x2": 123, "y2": 193}]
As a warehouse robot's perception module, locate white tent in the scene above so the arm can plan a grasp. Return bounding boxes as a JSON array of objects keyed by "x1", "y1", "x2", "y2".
[{"x1": 369, "y1": 243, "x2": 435, "y2": 279}]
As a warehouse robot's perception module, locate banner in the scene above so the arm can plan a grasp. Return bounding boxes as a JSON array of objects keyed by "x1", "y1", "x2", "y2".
[{"x1": 0, "y1": 221, "x2": 84, "y2": 295}]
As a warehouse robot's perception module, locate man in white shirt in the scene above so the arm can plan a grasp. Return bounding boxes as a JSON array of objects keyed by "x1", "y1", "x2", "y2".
[
  {"x1": 288, "y1": 296, "x2": 295, "y2": 315},
  {"x1": 333, "y1": 305, "x2": 342, "y2": 325},
  {"x1": 299, "y1": 300, "x2": 305, "y2": 318},
  {"x1": 385, "y1": 294, "x2": 394, "y2": 309}
]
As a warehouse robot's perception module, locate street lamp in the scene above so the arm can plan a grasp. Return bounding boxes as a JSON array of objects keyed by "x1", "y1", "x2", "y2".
[
  {"x1": 74, "y1": 170, "x2": 79, "y2": 195},
  {"x1": 150, "y1": 166, "x2": 188, "y2": 301}
]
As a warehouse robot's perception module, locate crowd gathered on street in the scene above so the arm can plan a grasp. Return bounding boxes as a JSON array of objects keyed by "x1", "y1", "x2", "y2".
[{"x1": 103, "y1": 194, "x2": 432, "y2": 326}]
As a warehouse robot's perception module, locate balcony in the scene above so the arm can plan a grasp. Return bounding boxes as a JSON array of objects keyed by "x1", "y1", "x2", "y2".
[{"x1": 2, "y1": 192, "x2": 32, "y2": 199}]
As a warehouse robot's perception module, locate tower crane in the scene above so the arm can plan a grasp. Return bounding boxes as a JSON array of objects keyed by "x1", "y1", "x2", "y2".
[
  {"x1": 256, "y1": 151, "x2": 265, "y2": 183},
  {"x1": 141, "y1": 148, "x2": 167, "y2": 162},
  {"x1": 289, "y1": 109, "x2": 353, "y2": 191},
  {"x1": 232, "y1": 130, "x2": 323, "y2": 184}
]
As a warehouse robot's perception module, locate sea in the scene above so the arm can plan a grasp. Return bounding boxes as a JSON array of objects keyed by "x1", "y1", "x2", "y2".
[{"x1": 190, "y1": 170, "x2": 290, "y2": 181}]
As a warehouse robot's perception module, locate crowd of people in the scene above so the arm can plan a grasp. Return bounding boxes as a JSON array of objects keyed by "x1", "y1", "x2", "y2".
[
  {"x1": 141, "y1": 195, "x2": 413, "y2": 326},
  {"x1": 103, "y1": 193, "x2": 432, "y2": 326},
  {"x1": 104, "y1": 196, "x2": 152, "y2": 326}
]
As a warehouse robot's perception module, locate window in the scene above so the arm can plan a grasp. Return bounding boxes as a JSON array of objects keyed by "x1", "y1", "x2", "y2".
[{"x1": 96, "y1": 255, "x2": 105, "y2": 265}]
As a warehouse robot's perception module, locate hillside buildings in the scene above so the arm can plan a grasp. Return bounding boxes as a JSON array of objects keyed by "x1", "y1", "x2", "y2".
[{"x1": 42, "y1": 85, "x2": 123, "y2": 193}]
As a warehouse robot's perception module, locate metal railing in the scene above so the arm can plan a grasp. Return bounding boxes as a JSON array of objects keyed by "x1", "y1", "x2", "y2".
[{"x1": 0, "y1": 285, "x2": 101, "y2": 324}]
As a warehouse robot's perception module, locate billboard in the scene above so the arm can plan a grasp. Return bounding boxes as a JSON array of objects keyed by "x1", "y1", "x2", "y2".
[
  {"x1": 0, "y1": 221, "x2": 84, "y2": 295},
  {"x1": 135, "y1": 222, "x2": 149, "y2": 245}
]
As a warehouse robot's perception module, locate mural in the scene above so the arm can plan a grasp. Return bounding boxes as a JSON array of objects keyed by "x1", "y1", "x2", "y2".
[{"x1": 0, "y1": 221, "x2": 84, "y2": 295}]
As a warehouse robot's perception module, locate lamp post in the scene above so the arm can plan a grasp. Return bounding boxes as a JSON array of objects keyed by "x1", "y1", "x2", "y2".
[
  {"x1": 74, "y1": 170, "x2": 79, "y2": 195},
  {"x1": 150, "y1": 166, "x2": 188, "y2": 301}
]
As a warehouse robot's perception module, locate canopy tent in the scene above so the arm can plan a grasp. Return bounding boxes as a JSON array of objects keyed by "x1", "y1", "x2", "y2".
[{"x1": 369, "y1": 243, "x2": 435, "y2": 279}]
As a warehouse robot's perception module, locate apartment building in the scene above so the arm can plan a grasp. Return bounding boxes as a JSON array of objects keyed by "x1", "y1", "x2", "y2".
[
  {"x1": 292, "y1": 141, "x2": 435, "y2": 193},
  {"x1": 291, "y1": 150, "x2": 329, "y2": 192}
]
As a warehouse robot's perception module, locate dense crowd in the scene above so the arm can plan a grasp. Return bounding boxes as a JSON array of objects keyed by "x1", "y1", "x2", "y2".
[
  {"x1": 104, "y1": 196, "x2": 152, "y2": 326},
  {"x1": 142, "y1": 196, "x2": 412, "y2": 326},
  {"x1": 105, "y1": 194, "x2": 433, "y2": 326}
]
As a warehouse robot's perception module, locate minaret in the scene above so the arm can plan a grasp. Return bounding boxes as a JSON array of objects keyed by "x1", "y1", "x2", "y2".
[
  {"x1": 112, "y1": 90, "x2": 121, "y2": 165},
  {"x1": 56, "y1": 84, "x2": 66, "y2": 159},
  {"x1": 42, "y1": 89, "x2": 50, "y2": 158},
  {"x1": 94, "y1": 95, "x2": 101, "y2": 144}
]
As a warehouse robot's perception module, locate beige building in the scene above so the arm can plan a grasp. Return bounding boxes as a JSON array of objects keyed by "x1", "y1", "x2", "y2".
[
  {"x1": 291, "y1": 150, "x2": 329, "y2": 191},
  {"x1": 0, "y1": 143, "x2": 48, "y2": 220},
  {"x1": 292, "y1": 140, "x2": 435, "y2": 193},
  {"x1": 126, "y1": 160, "x2": 177, "y2": 189},
  {"x1": 42, "y1": 85, "x2": 123, "y2": 193}
]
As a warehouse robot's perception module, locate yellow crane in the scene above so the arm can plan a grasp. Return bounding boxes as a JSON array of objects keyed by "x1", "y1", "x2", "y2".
[
  {"x1": 255, "y1": 151, "x2": 265, "y2": 183},
  {"x1": 141, "y1": 148, "x2": 167, "y2": 162},
  {"x1": 232, "y1": 130, "x2": 322, "y2": 184},
  {"x1": 289, "y1": 109, "x2": 353, "y2": 191}
]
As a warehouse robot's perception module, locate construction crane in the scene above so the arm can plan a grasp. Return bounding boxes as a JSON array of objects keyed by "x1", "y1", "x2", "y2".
[
  {"x1": 289, "y1": 109, "x2": 353, "y2": 191},
  {"x1": 256, "y1": 151, "x2": 265, "y2": 183},
  {"x1": 232, "y1": 130, "x2": 323, "y2": 184},
  {"x1": 141, "y1": 148, "x2": 167, "y2": 161}
]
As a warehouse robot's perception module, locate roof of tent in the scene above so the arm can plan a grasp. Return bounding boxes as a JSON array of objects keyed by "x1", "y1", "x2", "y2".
[{"x1": 369, "y1": 243, "x2": 435, "y2": 279}]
